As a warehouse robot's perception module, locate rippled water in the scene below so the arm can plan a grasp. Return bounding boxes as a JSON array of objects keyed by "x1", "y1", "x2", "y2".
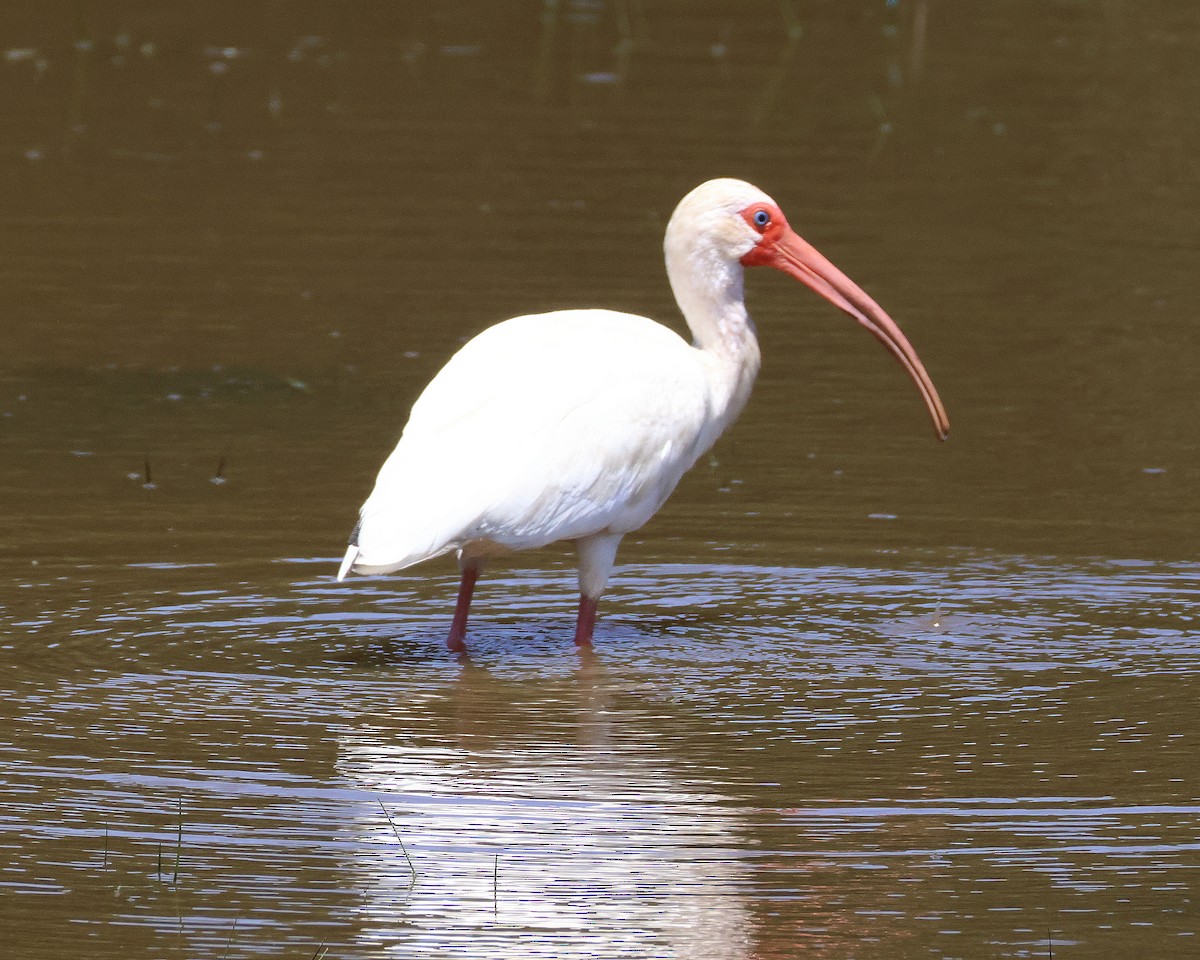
[
  {"x1": 3, "y1": 553, "x2": 1196, "y2": 957},
  {"x1": 2, "y1": 1, "x2": 1198, "y2": 957}
]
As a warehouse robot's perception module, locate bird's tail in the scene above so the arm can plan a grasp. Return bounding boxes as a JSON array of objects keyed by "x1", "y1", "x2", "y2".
[
  {"x1": 336, "y1": 519, "x2": 363, "y2": 581},
  {"x1": 335, "y1": 513, "x2": 458, "y2": 580},
  {"x1": 336, "y1": 543, "x2": 359, "y2": 582}
]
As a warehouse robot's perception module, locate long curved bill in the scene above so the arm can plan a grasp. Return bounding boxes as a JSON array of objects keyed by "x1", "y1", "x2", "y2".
[{"x1": 763, "y1": 229, "x2": 950, "y2": 441}]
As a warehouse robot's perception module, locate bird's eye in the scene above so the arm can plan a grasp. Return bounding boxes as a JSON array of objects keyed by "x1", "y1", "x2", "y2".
[{"x1": 753, "y1": 209, "x2": 770, "y2": 228}]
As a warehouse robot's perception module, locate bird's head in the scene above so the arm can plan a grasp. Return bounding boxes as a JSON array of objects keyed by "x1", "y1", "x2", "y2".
[{"x1": 667, "y1": 178, "x2": 950, "y2": 442}]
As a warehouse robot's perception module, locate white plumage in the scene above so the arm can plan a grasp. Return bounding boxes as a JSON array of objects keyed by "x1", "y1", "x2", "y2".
[
  {"x1": 338, "y1": 178, "x2": 948, "y2": 651},
  {"x1": 346, "y1": 310, "x2": 718, "y2": 573}
]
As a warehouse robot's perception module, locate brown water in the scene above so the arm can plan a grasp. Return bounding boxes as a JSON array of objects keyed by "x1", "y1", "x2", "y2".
[{"x1": 1, "y1": 2, "x2": 1198, "y2": 957}]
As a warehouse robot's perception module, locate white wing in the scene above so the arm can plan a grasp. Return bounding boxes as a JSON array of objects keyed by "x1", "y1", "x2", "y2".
[{"x1": 349, "y1": 309, "x2": 718, "y2": 574}]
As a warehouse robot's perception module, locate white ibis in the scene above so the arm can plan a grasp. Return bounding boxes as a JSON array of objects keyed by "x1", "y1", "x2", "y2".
[{"x1": 337, "y1": 178, "x2": 949, "y2": 652}]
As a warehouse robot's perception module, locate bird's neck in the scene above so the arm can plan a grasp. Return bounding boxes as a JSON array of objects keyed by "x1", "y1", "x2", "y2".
[{"x1": 667, "y1": 244, "x2": 763, "y2": 421}]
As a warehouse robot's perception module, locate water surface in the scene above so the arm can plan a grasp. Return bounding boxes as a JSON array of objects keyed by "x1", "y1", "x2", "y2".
[{"x1": 1, "y1": 2, "x2": 1197, "y2": 957}]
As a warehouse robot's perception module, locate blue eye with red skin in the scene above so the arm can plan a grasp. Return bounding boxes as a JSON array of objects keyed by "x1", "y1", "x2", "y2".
[{"x1": 741, "y1": 203, "x2": 784, "y2": 241}]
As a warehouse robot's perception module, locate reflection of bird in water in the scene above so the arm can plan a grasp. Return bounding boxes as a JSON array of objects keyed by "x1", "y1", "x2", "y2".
[
  {"x1": 336, "y1": 658, "x2": 755, "y2": 960},
  {"x1": 337, "y1": 178, "x2": 949, "y2": 651}
]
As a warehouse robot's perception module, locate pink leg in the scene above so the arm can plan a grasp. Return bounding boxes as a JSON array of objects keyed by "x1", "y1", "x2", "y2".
[
  {"x1": 447, "y1": 564, "x2": 481, "y2": 653},
  {"x1": 573, "y1": 595, "x2": 599, "y2": 648}
]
